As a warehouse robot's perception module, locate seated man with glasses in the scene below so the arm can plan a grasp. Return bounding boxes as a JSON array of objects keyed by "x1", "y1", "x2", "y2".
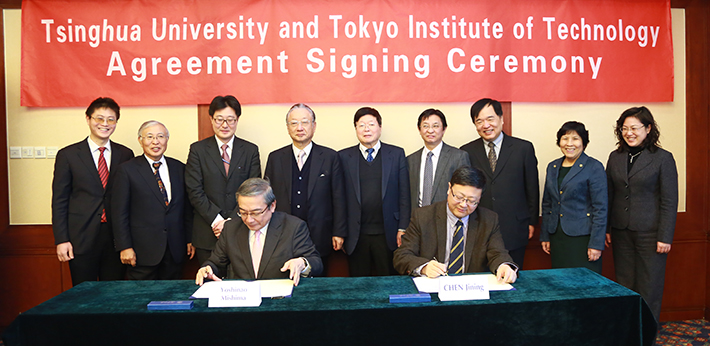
[
  {"x1": 195, "y1": 178, "x2": 322, "y2": 286},
  {"x1": 393, "y1": 166, "x2": 518, "y2": 283}
]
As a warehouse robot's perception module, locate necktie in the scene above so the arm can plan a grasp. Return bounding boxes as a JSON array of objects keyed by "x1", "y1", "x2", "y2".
[
  {"x1": 152, "y1": 161, "x2": 169, "y2": 206},
  {"x1": 366, "y1": 148, "x2": 374, "y2": 163},
  {"x1": 221, "y1": 143, "x2": 230, "y2": 175},
  {"x1": 97, "y1": 147, "x2": 108, "y2": 222},
  {"x1": 421, "y1": 151, "x2": 434, "y2": 207},
  {"x1": 448, "y1": 220, "x2": 464, "y2": 274},
  {"x1": 297, "y1": 150, "x2": 306, "y2": 170},
  {"x1": 488, "y1": 142, "x2": 497, "y2": 173},
  {"x1": 252, "y1": 230, "x2": 263, "y2": 277}
]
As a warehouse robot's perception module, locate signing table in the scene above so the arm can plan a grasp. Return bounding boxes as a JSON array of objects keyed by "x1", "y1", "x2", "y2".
[{"x1": 3, "y1": 268, "x2": 656, "y2": 346}]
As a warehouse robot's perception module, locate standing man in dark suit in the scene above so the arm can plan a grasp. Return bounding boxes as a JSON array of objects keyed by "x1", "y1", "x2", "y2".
[
  {"x1": 112, "y1": 121, "x2": 193, "y2": 280},
  {"x1": 407, "y1": 108, "x2": 470, "y2": 212},
  {"x1": 264, "y1": 104, "x2": 347, "y2": 275},
  {"x1": 185, "y1": 95, "x2": 261, "y2": 270},
  {"x1": 394, "y1": 166, "x2": 517, "y2": 282},
  {"x1": 52, "y1": 97, "x2": 134, "y2": 286},
  {"x1": 460, "y1": 98, "x2": 539, "y2": 268},
  {"x1": 338, "y1": 107, "x2": 410, "y2": 276},
  {"x1": 195, "y1": 178, "x2": 322, "y2": 286}
]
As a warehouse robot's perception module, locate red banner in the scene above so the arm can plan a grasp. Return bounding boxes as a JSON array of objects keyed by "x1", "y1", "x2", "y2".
[{"x1": 21, "y1": 0, "x2": 673, "y2": 107}]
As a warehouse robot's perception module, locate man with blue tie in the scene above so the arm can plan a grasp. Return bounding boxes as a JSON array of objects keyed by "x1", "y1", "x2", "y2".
[
  {"x1": 112, "y1": 121, "x2": 193, "y2": 280},
  {"x1": 339, "y1": 107, "x2": 410, "y2": 276},
  {"x1": 394, "y1": 166, "x2": 517, "y2": 282}
]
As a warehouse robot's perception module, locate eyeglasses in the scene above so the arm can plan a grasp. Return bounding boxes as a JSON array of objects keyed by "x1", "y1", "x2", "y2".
[
  {"x1": 357, "y1": 122, "x2": 378, "y2": 130},
  {"x1": 450, "y1": 190, "x2": 479, "y2": 206},
  {"x1": 288, "y1": 120, "x2": 312, "y2": 128},
  {"x1": 237, "y1": 205, "x2": 270, "y2": 219},
  {"x1": 92, "y1": 116, "x2": 117, "y2": 125},
  {"x1": 621, "y1": 126, "x2": 645, "y2": 133},
  {"x1": 421, "y1": 123, "x2": 441, "y2": 130},
  {"x1": 141, "y1": 134, "x2": 167, "y2": 142},
  {"x1": 213, "y1": 117, "x2": 238, "y2": 126}
]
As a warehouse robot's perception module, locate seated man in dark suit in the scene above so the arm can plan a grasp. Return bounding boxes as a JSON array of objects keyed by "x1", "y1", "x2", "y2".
[
  {"x1": 394, "y1": 166, "x2": 517, "y2": 283},
  {"x1": 195, "y1": 178, "x2": 323, "y2": 286},
  {"x1": 112, "y1": 121, "x2": 194, "y2": 280}
]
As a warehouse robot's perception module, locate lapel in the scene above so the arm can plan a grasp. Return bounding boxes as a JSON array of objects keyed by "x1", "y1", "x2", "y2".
[
  {"x1": 470, "y1": 139, "x2": 494, "y2": 178},
  {"x1": 464, "y1": 209, "x2": 479, "y2": 269},
  {"x1": 236, "y1": 221, "x2": 255, "y2": 279},
  {"x1": 431, "y1": 143, "x2": 453, "y2": 198},
  {"x1": 344, "y1": 146, "x2": 361, "y2": 205},
  {"x1": 278, "y1": 146, "x2": 293, "y2": 204},
  {"x1": 492, "y1": 133, "x2": 513, "y2": 180},
  {"x1": 307, "y1": 143, "x2": 325, "y2": 198},
  {"x1": 259, "y1": 212, "x2": 283, "y2": 279},
  {"x1": 410, "y1": 147, "x2": 423, "y2": 197},
  {"x1": 560, "y1": 152, "x2": 589, "y2": 189},
  {"x1": 435, "y1": 202, "x2": 448, "y2": 259},
  {"x1": 628, "y1": 148, "x2": 652, "y2": 179},
  {"x1": 610, "y1": 150, "x2": 629, "y2": 184},
  {"x1": 380, "y1": 144, "x2": 392, "y2": 199},
  {"x1": 166, "y1": 158, "x2": 180, "y2": 210},
  {"x1": 227, "y1": 137, "x2": 247, "y2": 179},
  {"x1": 548, "y1": 157, "x2": 562, "y2": 190},
  {"x1": 206, "y1": 138, "x2": 228, "y2": 179},
  {"x1": 78, "y1": 138, "x2": 104, "y2": 188},
  {"x1": 137, "y1": 157, "x2": 168, "y2": 209}
]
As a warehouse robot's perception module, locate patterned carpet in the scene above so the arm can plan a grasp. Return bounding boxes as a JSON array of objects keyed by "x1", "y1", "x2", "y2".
[{"x1": 656, "y1": 320, "x2": 710, "y2": 345}]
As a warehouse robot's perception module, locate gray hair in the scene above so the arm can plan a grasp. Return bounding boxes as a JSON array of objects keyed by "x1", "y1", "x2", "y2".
[
  {"x1": 137, "y1": 120, "x2": 170, "y2": 138},
  {"x1": 285, "y1": 103, "x2": 316, "y2": 122},
  {"x1": 236, "y1": 178, "x2": 276, "y2": 206}
]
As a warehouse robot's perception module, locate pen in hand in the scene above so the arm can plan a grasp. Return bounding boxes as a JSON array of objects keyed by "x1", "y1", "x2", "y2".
[{"x1": 433, "y1": 257, "x2": 448, "y2": 276}]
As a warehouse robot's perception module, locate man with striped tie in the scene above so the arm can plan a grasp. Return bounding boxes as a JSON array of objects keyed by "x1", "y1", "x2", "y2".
[{"x1": 393, "y1": 166, "x2": 518, "y2": 283}]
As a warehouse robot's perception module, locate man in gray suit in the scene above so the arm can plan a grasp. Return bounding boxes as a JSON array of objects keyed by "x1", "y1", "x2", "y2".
[
  {"x1": 394, "y1": 166, "x2": 517, "y2": 282},
  {"x1": 460, "y1": 98, "x2": 539, "y2": 268},
  {"x1": 407, "y1": 108, "x2": 470, "y2": 213},
  {"x1": 185, "y1": 95, "x2": 261, "y2": 270}
]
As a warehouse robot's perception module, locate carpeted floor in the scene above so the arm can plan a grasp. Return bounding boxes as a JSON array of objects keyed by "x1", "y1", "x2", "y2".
[{"x1": 656, "y1": 320, "x2": 710, "y2": 345}]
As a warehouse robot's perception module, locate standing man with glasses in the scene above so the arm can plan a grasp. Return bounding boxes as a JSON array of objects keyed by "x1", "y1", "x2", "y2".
[
  {"x1": 112, "y1": 121, "x2": 193, "y2": 280},
  {"x1": 52, "y1": 97, "x2": 134, "y2": 286},
  {"x1": 195, "y1": 178, "x2": 322, "y2": 286},
  {"x1": 339, "y1": 107, "x2": 410, "y2": 276},
  {"x1": 186, "y1": 95, "x2": 261, "y2": 273},
  {"x1": 407, "y1": 108, "x2": 470, "y2": 213},
  {"x1": 264, "y1": 104, "x2": 347, "y2": 275},
  {"x1": 460, "y1": 98, "x2": 539, "y2": 269},
  {"x1": 394, "y1": 166, "x2": 518, "y2": 282}
]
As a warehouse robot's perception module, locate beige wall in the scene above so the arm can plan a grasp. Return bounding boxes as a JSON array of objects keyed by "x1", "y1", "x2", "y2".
[{"x1": 4, "y1": 9, "x2": 686, "y2": 224}]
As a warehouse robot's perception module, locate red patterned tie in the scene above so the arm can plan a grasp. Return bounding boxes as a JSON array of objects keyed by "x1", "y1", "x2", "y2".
[
  {"x1": 97, "y1": 147, "x2": 108, "y2": 222},
  {"x1": 221, "y1": 143, "x2": 230, "y2": 175}
]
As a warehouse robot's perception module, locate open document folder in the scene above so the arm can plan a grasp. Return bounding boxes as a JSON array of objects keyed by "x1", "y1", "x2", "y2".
[
  {"x1": 191, "y1": 279, "x2": 294, "y2": 299},
  {"x1": 413, "y1": 274, "x2": 514, "y2": 293}
]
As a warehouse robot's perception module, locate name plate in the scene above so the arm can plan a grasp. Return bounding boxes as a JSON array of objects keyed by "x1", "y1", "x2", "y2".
[
  {"x1": 438, "y1": 275, "x2": 489, "y2": 301},
  {"x1": 208, "y1": 281, "x2": 262, "y2": 307}
]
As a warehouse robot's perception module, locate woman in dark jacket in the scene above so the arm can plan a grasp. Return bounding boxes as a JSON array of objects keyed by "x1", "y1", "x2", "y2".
[
  {"x1": 540, "y1": 121, "x2": 607, "y2": 274},
  {"x1": 606, "y1": 106, "x2": 678, "y2": 323}
]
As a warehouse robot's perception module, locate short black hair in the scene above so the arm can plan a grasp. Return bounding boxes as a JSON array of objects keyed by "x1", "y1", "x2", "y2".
[
  {"x1": 209, "y1": 95, "x2": 242, "y2": 117},
  {"x1": 417, "y1": 109, "x2": 447, "y2": 129},
  {"x1": 85, "y1": 97, "x2": 120, "y2": 120},
  {"x1": 470, "y1": 98, "x2": 502, "y2": 122},
  {"x1": 450, "y1": 166, "x2": 486, "y2": 190},
  {"x1": 556, "y1": 121, "x2": 590, "y2": 149},
  {"x1": 353, "y1": 107, "x2": 382, "y2": 126}
]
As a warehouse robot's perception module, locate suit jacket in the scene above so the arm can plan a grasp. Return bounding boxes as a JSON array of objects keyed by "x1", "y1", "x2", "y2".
[
  {"x1": 540, "y1": 152, "x2": 607, "y2": 250},
  {"x1": 204, "y1": 211, "x2": 323, "y2": 279},
  {"x1": 112, "y1": 156, "x2": 193, "y2": 266},
  {"x1": 407, "y1": 142, "x2": 470, "y2": 212},
  {"x1": 460, "y1": 133, "x2": 539, "y2": 250},
  {"x1": 393, "y1": 201, "x2": 514, "y2": 275},
  {"x1": 185, "y1": 136, "x2": 260, "y2": 250},
  {"x1": 338, "y1": 143, "x2": 411, "y2": 254},
  {"x1": 606, "y1": 147, "x2": 678, "y2": 243},
  {"x1": 51, "y1": 138, "x2": 134, "y2": 255},
  {"x1": 264, "y1": 142, "x2": 347, "y2": 257}
]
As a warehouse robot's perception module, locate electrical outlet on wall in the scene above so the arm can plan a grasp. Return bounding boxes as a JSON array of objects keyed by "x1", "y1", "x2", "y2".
[
  {"x1": 46, "y1": 146, "x2": 59, "y2": 159},
  {"x1": 34, "y1": 147, "x2": 46, "y2": 159},
  {"x1": 9, "y1": 147, "x2": 21, "y2": 159},
  {"x1": 21, "y1": 147, "x2": 34, "y2": 159}
]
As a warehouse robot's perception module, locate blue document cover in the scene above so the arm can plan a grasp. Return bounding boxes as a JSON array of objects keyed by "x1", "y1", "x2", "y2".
[
  {"x1": 389, "y1": 294, "x2": 431, "y2": 303},
  {"x1": 147, "y1": 300, "x2": 194, "y2": 310}
]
